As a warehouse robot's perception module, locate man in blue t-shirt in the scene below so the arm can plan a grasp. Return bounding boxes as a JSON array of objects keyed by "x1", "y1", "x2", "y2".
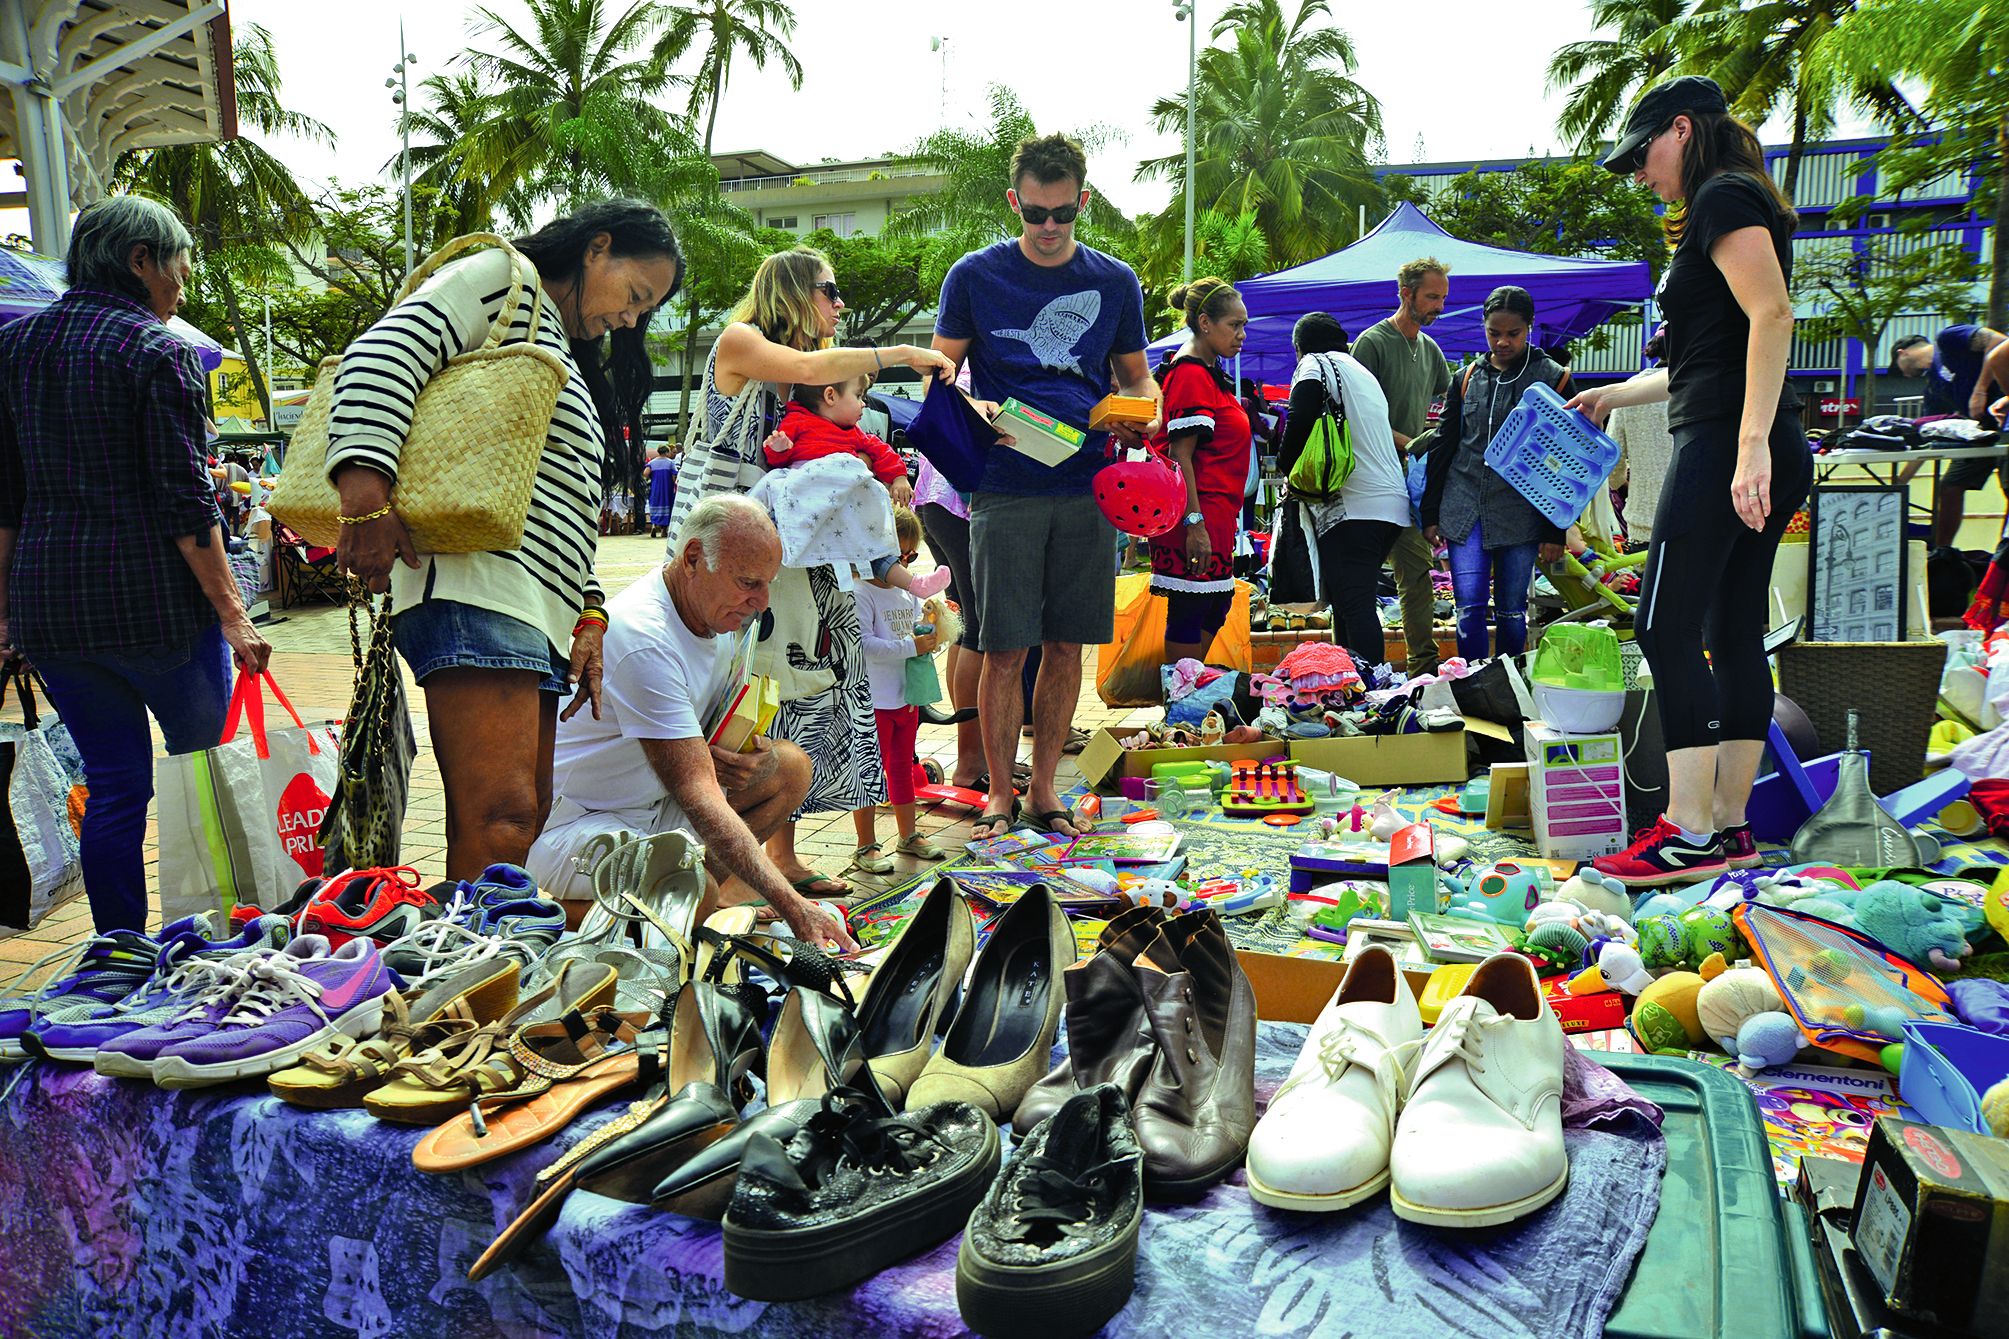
[
  {"x1": 934, "y1": 132, "x2": 1157, "y2": 840},
  {"x1": 1892, "y1": 324, "x2": 2007, "y2": 547}
]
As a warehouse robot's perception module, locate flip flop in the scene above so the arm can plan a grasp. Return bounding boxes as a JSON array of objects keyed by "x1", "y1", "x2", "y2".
[
  {"x1": 790, "y1": 873, "x2": 852, "y2": 898},
  {"x1": 1030, "y1": 809, "x2": 1084, "y2": 838},
  {"x1": 970, "y1": 800, "x2": 1021, "y2": 841}
]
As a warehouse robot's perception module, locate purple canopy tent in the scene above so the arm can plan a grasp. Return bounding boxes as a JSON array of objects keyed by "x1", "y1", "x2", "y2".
[
  {"x1": 0, "y1": 248, "x2": 228, "y2": 371},
  {"x1": 1148, "y1": 203, "x2": 1650, "y2": 381}
]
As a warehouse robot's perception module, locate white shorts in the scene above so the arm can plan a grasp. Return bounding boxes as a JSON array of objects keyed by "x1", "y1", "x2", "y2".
[{"x1": 525, "y1": 794, "x2": 695, "y2": 899}]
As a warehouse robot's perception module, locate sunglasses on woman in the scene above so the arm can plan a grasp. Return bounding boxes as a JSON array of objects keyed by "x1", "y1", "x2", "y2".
[
  {"x1": 1016, "y1": 202, "x2": 1081, "y2": 226},
  {"x1": 1621, "y1": 124, "x2": 1673, "y2": 175},
  {"x1": 812, "y1": 280, "x2": 843, "y2": 303}
]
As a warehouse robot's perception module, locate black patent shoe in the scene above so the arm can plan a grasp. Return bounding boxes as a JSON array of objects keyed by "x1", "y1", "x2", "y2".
[{"x1": 722, "y1": 1088, "x2": 1001, "y2": 1302}]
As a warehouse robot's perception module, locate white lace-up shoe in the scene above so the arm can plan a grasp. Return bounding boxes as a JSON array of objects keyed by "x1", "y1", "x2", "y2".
[
  {"x1": 1246, "y1": 946, "x2": 1422, "y2": 1211},
  {"x1": 1389, "y1": 952, "x2": 1567, "y2": 1227}
]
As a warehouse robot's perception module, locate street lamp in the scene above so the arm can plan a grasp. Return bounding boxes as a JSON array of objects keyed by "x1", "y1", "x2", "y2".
[
  {"x1": 385, "y1": 25, "x2": 417, "y2": 279},
  {"x1": 1173, "y1": 2, "x2": 1197, "y2": 281}
]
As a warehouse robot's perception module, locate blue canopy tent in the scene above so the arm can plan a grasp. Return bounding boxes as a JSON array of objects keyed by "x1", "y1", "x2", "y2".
[{"x1": 1148, "y1": 203, "x2": 1651, "y2": 381}]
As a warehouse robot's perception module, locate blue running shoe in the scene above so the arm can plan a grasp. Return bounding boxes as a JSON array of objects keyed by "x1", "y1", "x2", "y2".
[
  {"x1": 0, "y1": 925, "x2": 176, "y2": 1061},
  {"x1": 28, "y1": 915, "x2": 292, "y2": 1063}
]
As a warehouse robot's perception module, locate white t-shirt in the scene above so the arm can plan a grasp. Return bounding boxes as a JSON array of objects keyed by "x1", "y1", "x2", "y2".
[
  {"x1": 1296, "y1": 351, "x2": 1412, "y2": 531},
  {"x1": 853, "y1": 581, "x2": 921, "y2": 711},
  {"x1": 551, "y1": 569, "x2": 740, "y2": 814}
]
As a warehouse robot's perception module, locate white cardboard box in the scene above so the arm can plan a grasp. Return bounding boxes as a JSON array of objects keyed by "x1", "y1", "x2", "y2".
[{"x1": 1524, "y1": 721, "x2": 1627, "y2": 860}]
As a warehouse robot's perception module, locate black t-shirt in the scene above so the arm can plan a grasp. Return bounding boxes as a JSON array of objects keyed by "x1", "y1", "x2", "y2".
[{"x1": 1658, "y1": 171, "x2": 1803, "y2": 429}]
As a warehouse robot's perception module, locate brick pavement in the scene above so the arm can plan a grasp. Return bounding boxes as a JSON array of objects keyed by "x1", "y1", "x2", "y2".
[{"x1": 3, "y1": 534, "x2": 1148, "y2": 974}]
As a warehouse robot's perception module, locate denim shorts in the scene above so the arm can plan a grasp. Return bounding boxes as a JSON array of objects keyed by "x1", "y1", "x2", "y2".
[{"x1": 393, "y1": 599, "x2": 569, "y2": 695}]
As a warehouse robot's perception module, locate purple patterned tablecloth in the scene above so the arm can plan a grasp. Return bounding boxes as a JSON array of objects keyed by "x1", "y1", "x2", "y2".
[{"x1": 0, "y1": 1024, "x2": 1664, "y2": 1339}]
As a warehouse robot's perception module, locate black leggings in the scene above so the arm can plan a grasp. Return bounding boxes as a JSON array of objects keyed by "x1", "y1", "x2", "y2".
[
  {"x1": 1315, "y1": 517, "x2": 1403, "y2": 662},
  {"x1": 1636, "y1": 412, "x2": 1811, "y2": 752}
]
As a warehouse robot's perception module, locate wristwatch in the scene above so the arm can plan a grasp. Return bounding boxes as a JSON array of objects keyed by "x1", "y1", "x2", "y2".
[{"x1": 1183, "y1": 511, "x2": 1204, "y2": 525}]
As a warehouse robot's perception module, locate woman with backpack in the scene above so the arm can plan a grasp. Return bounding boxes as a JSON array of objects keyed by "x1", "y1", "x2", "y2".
[
  {"x1": 1420, "y1": 285, "x2": 1573, "y2": 663},
  {"x1": 1276, "y1": 313, "x2": 1411, "y2": 659}
]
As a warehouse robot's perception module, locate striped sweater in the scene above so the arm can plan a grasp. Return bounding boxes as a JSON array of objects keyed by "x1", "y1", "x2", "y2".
[{"x1": 325, "y1": 247, "x2": 605, "y2": 656}]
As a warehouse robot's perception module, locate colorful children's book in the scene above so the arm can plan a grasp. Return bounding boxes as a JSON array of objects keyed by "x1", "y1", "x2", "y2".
[
  {"x1": 992, "y1": 398, "x2": 1088, "y2": 467},
  {"x1": 1407, "y1": 911, "x2": 1515, "y2": 963},
  {"x1": 1681, "y1": 1054, "x2": 1916, "y2": 1190},
  {"x1": 708, "y1": 673, "x2": 779, "y2": 753},
  {"x1": 949, "y1": 867, "x2": 1125, "y2": 911}
]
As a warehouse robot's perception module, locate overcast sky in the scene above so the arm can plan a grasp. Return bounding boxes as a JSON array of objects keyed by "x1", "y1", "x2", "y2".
[{"x1": 229, "y1": 0, "x2": 1883, "y2": 223}]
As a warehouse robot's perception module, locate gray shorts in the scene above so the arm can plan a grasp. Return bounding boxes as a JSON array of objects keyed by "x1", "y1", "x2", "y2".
[{"x1": 969, "y1": 491, "x2": 1117, "y2": 652}]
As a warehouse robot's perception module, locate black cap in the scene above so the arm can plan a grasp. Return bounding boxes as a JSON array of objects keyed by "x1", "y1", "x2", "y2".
[{"x1": 1600, "y1": 75, "x2": 1729, "y2": 174}]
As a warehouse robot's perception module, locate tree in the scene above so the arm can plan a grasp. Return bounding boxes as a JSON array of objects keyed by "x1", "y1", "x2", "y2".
[
  {"x1": 657, "y1": 0, "x2": 803, "y2": 156},
  {"x1": 1794, "y1": 234, "x2": 1984, "y2": 411},
  {"x1": 1809, "y1": 0, "x2": 2009, "y2": 326},
  {"x1": 112, "y1": 23, "x2": 331, "y2": 422},
  {"x1": 401, "y1": 70, "x2": 533, "y2": 242},
  {"x1": 800, "y1": 229, "x2": 931, "y2": 344},
  {"x1": 1383, "y1": 160, "x2": 1668, "y2": 282},
  {"x1": 1545, "y1": 0, "x2": 1694, "y2": 152},
  {"x1": 662, "y1": 204, "x2": 766, "y2": 446},
  {"x1": 1134, "y1": 0, "x2": 1384, "y2": 267},
  {"x1": 1133, "y1": 208, "x2": 1273, "y2": 338}
]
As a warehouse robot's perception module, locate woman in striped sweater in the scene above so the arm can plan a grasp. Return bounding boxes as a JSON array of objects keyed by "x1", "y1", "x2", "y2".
[{"x1": 328, "y1": 200, "x2": 682, "y2": 882}]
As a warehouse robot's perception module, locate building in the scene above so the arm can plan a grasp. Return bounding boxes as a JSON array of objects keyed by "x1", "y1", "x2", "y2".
[{"x1": 1380, "y1": 135, "x2": 1990, "y2": 416}]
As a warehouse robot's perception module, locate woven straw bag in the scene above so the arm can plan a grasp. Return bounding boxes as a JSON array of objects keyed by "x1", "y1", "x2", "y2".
[{"x1": 268, "y1": 233, "x2": 570, "y2": 553}]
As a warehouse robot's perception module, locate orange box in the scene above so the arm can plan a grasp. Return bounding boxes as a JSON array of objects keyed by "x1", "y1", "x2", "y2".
[{"x1": 1089, "y1": 393, "x2": 1157, "y2": 430}]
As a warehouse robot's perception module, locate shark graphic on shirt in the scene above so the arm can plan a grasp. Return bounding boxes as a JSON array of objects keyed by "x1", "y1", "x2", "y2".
[{"x1": 991, "y1": 290, "x2": 1101, "y2": 378}]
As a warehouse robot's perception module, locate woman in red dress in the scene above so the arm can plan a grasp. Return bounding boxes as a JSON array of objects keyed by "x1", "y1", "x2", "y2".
[{"x1": 1149, "y1": 277, "x2": 1252, "y2": 664}]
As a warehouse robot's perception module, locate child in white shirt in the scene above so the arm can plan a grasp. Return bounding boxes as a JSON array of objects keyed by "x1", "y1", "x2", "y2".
[{"x1": 849, "y1": 507, "x2": 949, "y2": 873}]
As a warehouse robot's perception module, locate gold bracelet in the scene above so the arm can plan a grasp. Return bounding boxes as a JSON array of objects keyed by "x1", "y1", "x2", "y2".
[{"x1": 336, "y1": 503, "x2": 394, "y2": 525}]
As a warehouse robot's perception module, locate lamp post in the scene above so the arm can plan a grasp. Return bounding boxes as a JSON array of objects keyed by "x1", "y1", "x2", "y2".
[
  {"x1": 1173, "y1": 1, "x2": 1197, "y2": 281},
  {"x1": 385, "y1": 26, "x2": 417, "y2": 279}
]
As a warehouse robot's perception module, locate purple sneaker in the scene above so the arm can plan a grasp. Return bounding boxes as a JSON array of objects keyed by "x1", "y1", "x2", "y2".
[
  {"x1": 152, "y1": 938, "x2": 394, "y2": 1089},
  {"x1": 94, "y1": 933, "x2": 320, "y2": 1080},
  {"x1": 30, "y1": 916, "x2": 291, "y2": 1064},
  {"x1": 0, "y1": 927, "x2": 172, "y2": 1061}
]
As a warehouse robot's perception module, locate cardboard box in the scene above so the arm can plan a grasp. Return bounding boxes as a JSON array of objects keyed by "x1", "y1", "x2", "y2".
[
  {"x1": 1287, "y1": 727, "x2": 1469, "y2": 787},
  {"x1": 1850, "y1": 1116, "x2": 2009, "y2": 1334},
  {"x1": 1798, "y1": 1156, "x2": 1951, "y2": 1339},
  {"x1": 1089, "y1": 393, "x2": 1156, "y2": 430},
  {"x1": 1524, "y1": 721, "x2": 1627, "y2": 860},
  {"x1": 1543, "y1": 977, "x2": 1627, "y2": 1032},
  {"x1": 1075, "y1": 729, "x2": 1284, "y2": 791},
  {"x1": 1239, "y1": 948, "x2": 1435, "y2": 1023}
]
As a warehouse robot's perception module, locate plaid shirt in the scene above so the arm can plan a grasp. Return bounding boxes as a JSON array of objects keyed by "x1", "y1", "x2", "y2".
[{"x1": 0, "y1": 289, "x2": 222, "y2": 655}]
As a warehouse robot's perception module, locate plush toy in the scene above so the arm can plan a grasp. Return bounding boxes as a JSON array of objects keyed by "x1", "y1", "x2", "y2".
[
  {"x1": 1629, "y1": 970, "x2": 1708, "y2": 1052},
  {"x1": 1983, "y1": 1078, "x2": 2009, "y2": 1139},
  {"x1": 1526, "y1": 899, "x2": 1637, "y2": 945},
  {"x1": 1572, "y1": 942, "x2": 1652, "y2": 995},
  {"x1": 1734, "y1": 1014, "x2": 1807, "y2": 1075},
  {"x1": 1695, "y1": 966, "x2": 1805, "y2": 1074},
  {"x1": 1793, "y1": 881, "x2": 1972, "y2": 973},
  {"x1": 1558, "y1": 868, "x2": 1632, "y2": 921},
  {"x1": 1634, "y1": 906, "x2": 1742, "y2": 972},
  {"x1": 1522, "y1": 923, "x2": 1589, "y2": 973},
  {"x1": 1122, "y1": 878, "x2": 1183, "y2": 910}
]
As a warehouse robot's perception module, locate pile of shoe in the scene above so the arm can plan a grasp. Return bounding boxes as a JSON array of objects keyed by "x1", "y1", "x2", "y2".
[{"x1": 1246, "y1": 946, "x2": 1570, "y2": 1226}]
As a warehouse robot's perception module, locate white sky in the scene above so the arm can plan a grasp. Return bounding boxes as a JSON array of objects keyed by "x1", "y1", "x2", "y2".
[{"x1": 230, "y1": 0, "x2": 1882, "y2": 222}]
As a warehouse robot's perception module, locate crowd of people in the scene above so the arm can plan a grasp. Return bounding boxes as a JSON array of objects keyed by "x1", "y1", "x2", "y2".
[{"x1": 4, "y1": 73, "x2": 1996, "y2": 939}]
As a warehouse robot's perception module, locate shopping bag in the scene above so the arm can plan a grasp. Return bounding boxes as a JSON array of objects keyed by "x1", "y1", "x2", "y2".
[
  {"x1": 905, "y1": 375, "x2": 992, "y2": 493},
  {"x1": 0, "y1": 667, "x2": 85, "y2": 932},
  {"x1": 753, "y1": 564, "x2": 839, "y2": 702},
  {"x1": 904, "y1": 652, "x2": 943, "y2": 707},
  {"x1": 1267, "y1": 498, "x2": 1320, "y2": 605},
  {"x1": 1096, "y1": 575, "x2": 1255, "y2": 706},
  {"x1": 156, "y1": 670, "x2": 342, "y2": 923},
  {"x1": 319, "y1": 592, "x2": 417, "y2": 875}
]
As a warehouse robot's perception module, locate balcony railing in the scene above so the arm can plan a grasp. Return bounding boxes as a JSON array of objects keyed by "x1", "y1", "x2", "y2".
[{"x1": 720, "y1": 164, "x2": 943, "y2": 191}]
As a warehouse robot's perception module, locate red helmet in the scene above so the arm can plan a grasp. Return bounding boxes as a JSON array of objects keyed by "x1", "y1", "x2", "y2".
[{"x1": 1094, "y1": 444, "x2": 1187, "y2": 538}]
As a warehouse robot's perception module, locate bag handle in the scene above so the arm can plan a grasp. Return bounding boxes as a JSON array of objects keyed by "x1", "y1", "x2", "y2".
[
  {"x1": 0, "y1": 664, "x2": 38, "y2": 730},
  {"x1": 220, "y1": 670, "x2": 319, "y2": 761},
  {"x1": 393, "y1": 232, "x2": 544, "y2": 353}
]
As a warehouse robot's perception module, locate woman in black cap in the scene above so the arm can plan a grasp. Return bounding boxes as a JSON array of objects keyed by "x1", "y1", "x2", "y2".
[
  {"x1": 1567, "y1": 75, "x2": 1810, "y2": 889},
  {"x1": 1419, "y1": 284, "x2": 1572, "y2": 663}
]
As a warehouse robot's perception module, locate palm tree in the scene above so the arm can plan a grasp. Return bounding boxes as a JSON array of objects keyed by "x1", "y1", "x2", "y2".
[
  {"x1": 656, "y1": 0, "x2": 803, "y2": 156},
  {"x1": 112, "y1": 23, "x2": 331, "y2": 421},
  {"x1": 400, "y1": 70, "x2": 533, "y2": 242},
  {"x1": 1133, "y1": 0, "x2": 1384, "y2": 267},
  {"x1": 1545, "y1": 0, "x2": 1694, "y2": 153},
  {"x1": 1809, "y1": 0, "x2": 2009, "y2": 325}
]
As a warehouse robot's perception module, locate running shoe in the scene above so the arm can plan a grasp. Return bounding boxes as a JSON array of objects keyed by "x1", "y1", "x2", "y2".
[
  {"x1": 1591, "y1": 817, "x2": 1728, "y2": 888},
  {"x1": 1718, "y1": 823, "x2": 1762, "y2": 870},
  {"x1": 295, "y1": 867, "x2": 442, "y2": 950},
  {"x1": 460, "y1": 863, "x2": 567, "y2": 950},
  {"x1": 151, "y1": 938, "x2": 394, "y2": 1089},
  {"x1": 28, "y1": 916, "x2": 292, "y2": 1063},
  {"x1": 227, "y1": 876, "x2": 330, "y2": 935},
  {"x1": 0, "y1": 926, "x2": 176, "y2": 1061},
  {"x1": 94, "y1": 932, "x2": 305, "y2": 1079}
]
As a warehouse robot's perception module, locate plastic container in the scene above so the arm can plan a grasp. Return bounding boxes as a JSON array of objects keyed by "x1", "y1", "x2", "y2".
[
  {"x1": 1898, "y1": 1019, "x2": 2009, "y2": 1134},
  {"x1": 1597, "y1": 1053, "x2": 1829, "y2": 1339},
  {"x1": 1484, "y1": 380, "x2": 1623, "y2": 527},
  {"x1": 1533, "y1": 680, "x2": 1626, "y2": 733}
]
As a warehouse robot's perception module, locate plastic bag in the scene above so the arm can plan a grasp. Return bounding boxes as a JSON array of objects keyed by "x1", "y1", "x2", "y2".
[
  {"x1": 1530, "y1": 623, "x2": 1623, "y2": 691},
  {"x1": 1095, "y1": 574, "x2": 1254, "y2": 706}
]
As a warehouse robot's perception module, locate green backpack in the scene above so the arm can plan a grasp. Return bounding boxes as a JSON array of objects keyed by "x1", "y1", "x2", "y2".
[{"x1": 1286, "y1": 356, "x2": 1355, "y2": 502}]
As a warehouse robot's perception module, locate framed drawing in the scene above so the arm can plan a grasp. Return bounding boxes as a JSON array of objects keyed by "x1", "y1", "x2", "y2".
[{"x1": 1807, "y1": 484, "x2": 1906, "y2": 643}]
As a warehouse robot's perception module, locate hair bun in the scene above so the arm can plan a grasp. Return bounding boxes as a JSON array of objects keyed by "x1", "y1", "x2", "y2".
[{"x1": 1167, "y1": 282, "x2": 1192, "y2": 312}]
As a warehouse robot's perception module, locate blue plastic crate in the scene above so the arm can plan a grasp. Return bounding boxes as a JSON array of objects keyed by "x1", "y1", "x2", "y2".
[
  {"x1": 1483, "y1": 380, "x2": 1623, "y2": 527},
  {"x1": 1899, "y1": 1019, "x2": 2009, "y2": 1134}
]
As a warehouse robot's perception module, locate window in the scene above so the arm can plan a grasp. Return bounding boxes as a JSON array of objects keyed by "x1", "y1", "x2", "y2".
[
  {"x1": 813, "y1": 212, "x2": 858, "y2": 238},
  {"x1": 767, "y1": 215, "x2": 798, "y2": 230}
]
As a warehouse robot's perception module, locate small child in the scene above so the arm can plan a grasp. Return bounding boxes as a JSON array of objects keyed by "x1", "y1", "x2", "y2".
[
  {"x1": 849, "y1": 507, "x2": 949, "y2": 873},
  {"x1": 771, "y1": 375, "x2": 951, "y2": 599}
]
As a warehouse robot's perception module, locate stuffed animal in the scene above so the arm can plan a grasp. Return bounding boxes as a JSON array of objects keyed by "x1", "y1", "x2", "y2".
[
  {"x1": 1793, "y1": 881, "x2": 1972, "y2": 973},
  {"x1": 1629, "y1": 971, "x2": 1708, "y2": 1052},
  {"x1": 1635, "y1": 906, "x2": 1742, "y2": 972},
  {"x1": 1526, "y1": 899, "x2": 1637, "y2": 945},
  {"x1": 1695, "y1": 966, "x2": 1805, "y2": 1074},
  {"x1": 1521, "y1": 923, "x2": 1589, "y2": 973},
  {"x1": 1734, "y1": 1014, "x2": 1807, "y2": 1075},
  {"x1": 1572, "y1": 942, "x2": 1652, "y2": 995},
  {"x1": 1122, "y1": 878, "x2": 1183, "y2": 910},
  {"x1": 1558, "y1": 868, "x2": 1632, "y2": 921},
  {"x1": 1984, "y1": 1078, "x2": 2009, "y2": 1139}
]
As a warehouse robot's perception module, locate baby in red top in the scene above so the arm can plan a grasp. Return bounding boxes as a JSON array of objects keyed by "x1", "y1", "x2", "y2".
[{"x1": 770, "y1": 374, "x2": 950, "y2": 598}]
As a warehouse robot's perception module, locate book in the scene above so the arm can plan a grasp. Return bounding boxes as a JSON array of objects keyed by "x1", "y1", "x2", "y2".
[
  {"x1": 992, "y1": 398, "x2": 1088, "y2": 467},
  {"x1": 707, "y1": 673, "x2": 779, "y2": 754},
  {"x1": 1089, "y1": 393, "x2": 1156, "y2": 430},
  {"x1": 1340, "y1": 920, "x2": 1433, "y2": 974},
  {"x1": 1407, "y1": 911, "x2": 1514, "y2": 963},
  {"x1": 1680, "y1": 1054, "x2": 1916, "y2": 1190},
  {"x1": 948, "y1": 867, "x2": 1125, "y2": 911}
]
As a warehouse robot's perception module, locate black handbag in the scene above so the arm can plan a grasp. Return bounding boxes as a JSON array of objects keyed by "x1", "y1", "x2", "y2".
[{"x1": 319, "y1": 590, "x2": 417, "y2": 873}]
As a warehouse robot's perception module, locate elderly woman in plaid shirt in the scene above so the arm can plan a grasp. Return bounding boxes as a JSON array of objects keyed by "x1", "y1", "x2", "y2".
[{"x1": 0, "y1": 197, "x2": 271, "y2": 933}]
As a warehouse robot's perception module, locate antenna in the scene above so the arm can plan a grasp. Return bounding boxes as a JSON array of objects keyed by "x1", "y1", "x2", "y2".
[{"x1": 930, "y1": 36, "x2": 950, "y2": 125}]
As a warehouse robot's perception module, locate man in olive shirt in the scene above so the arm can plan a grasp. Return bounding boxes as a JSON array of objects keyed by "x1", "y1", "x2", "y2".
[{"x1": 1352, "y1": 258, "x2": 1452, "y2": 676}]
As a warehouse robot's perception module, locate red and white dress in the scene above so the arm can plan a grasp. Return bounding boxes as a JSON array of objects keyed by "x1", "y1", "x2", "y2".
[{"x1": 1148, "y1": 356, "x2": 1253, "y2": 596}]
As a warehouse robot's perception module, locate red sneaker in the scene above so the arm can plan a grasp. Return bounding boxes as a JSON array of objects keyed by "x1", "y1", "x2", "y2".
[
  {"x1": 1592, "y1": 817, "x2": 1727, "y2": 888},
  {"x1": 227, "y1": 876, "x2": 327, "y2": 934},
  {"x1": 295, "y1": 867, "x2": 441, "y2": 949},
  {"x1": 1718, "y1": 823, "x2": 1761, "y2": 869}
]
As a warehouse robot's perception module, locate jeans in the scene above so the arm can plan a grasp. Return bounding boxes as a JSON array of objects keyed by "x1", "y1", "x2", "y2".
[
  {"x1": 33, "y1": 623, "x2": 232, "y2": 932},
  {"x1": 1447, "y1": 524, "x2": 1538, "y2": 663},
  {"x1": 1314, "y1": 519, "x2": 1402, "y2": 662}
]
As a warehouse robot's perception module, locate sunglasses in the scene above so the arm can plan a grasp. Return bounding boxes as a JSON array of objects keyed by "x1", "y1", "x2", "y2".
[
  {"x1": 1016, "y1": 202, "x2": 1081, "y2": 226},
  {"x1": 1621, "y1": 124, "x2": 1672, "y2": 175},
  {"x1": 812, "y1": 280, "x2": 843, "y2": 303}
]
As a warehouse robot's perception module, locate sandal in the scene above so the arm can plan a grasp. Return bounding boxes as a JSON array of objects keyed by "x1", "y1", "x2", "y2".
[
  {"x1": 848, "y1": 842, "x2": 895, "y2": 876},
  {"x1": 970, "y1": 799, "x2": 1021, "y2": 841},
  {"x1": 895, "y1": 832, "x2": 948, "y2": 861},
  {"x1": 790, "y1": 873, "x2": 852, "y2": 898},
  {"x1": 1030, "y1": 809, "x2": 1084, "y2": 838}
]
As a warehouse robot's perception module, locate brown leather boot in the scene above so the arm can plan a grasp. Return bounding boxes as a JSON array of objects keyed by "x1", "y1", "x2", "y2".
[
  {"x1": 1129, "y1": 908, "x2": 1257, "y2": 1201},
  {"x1": 1010, "y1": 906, "x2": 1167, "y2": 1134}
]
